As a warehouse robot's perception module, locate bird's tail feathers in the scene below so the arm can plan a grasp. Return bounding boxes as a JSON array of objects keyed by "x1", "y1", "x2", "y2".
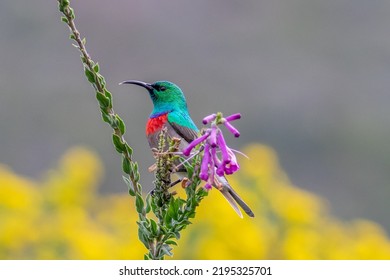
[
  {"x1": 216, "y1": 176, "x2": 255, "y2": 218},
  {"x1": 225, "y1": 185, "x2": 255, "y2": 217}
]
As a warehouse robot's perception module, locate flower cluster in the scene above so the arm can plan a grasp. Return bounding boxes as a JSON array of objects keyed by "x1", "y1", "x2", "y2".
[{"x1": 183, "y1": 113, "x2": 242, "y2": 190}]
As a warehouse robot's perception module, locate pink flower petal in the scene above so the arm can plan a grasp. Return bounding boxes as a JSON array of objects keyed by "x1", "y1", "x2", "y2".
[
  {"x1": 209, "y1": 125, "x2": 218, "y2": 148},
  {"x1": 182, "y1": 130, "x2": 210, "y2": 156},
  {"x1": 199, "y1": 143, "x2": 211, "y2": 181},
  {"x1": 225, "y1": 113, "x2": 241, "y2": 122},
  {"x1": 202, "y1": 114, "x2": 217, "y2": 125},
  {"x1": 216, "y1": 164, "x2": 225, "y2": 176},
  {"x1": 224, "y1": 121, "x2": 240, "y2": 137},
  {"x1": 211, "y1": 146, "x2": 221, "y2": 166},
  {"x1": 216, "y1": 131, "x2": 231, "y2": 164}
]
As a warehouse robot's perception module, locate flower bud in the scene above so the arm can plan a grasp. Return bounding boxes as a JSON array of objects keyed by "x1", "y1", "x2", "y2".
[{"x1": 202, "y1": 114, "x2": 217, "y2": 125}]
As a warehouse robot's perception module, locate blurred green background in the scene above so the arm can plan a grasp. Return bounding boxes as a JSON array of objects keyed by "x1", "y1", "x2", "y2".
[{"x1": 0, "y1": 0, "x2": 389, "y2": 241}]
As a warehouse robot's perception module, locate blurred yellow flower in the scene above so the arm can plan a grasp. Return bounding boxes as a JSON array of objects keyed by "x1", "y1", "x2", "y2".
[{"x1": 0, "y1": 144, "x2": 389, "y2": 259}]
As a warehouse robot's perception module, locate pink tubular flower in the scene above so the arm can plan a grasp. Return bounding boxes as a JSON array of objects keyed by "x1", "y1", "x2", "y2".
[
  {"x1": 224, "y1": 161, "x2": 239, "y2": 175},
  {"x1": 216, "y1": 163, "x2": 225, "y2": 177},
  {"x1": 199, "y1": 144, "x2": 210, "y2": 181},
  {"x1": 216, "y1": 132, "x2": 230, "y2": 164},
  {"x1": 202, "y1": 113, "x2": 217, "y2": 125},
  {"x1": 211, "y1": 146, "x2": 221, "y2": 167},
  {"x1": 182, "y1": 131, "x2": 210, "y2": 156},
  {"x1": 181, "y1": 112, "x2": 243, "y2": 190},
  {"x1": 223, "y1": 121, "x2": 240, "y2": 137},
  {"x1": 212, "y1": 146, "x2": 224, "y2": 177},
  {"x1": 224, "y1": 148, "x2": 240, "y2": 174},
  {"x1": 225, "y1": 113, "x2": 241, "y2": 122},
  {"x1": 209, "y1": 124, "x2": 218, "y2": 148}
]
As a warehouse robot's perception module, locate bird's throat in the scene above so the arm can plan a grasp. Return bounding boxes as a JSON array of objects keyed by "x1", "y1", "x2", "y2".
[{"x1": 146, "y1": 113, "x2": 168, "y2": 135}]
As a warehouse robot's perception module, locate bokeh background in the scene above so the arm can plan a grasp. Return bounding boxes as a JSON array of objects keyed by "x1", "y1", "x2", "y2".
[{"x1": 1, "y1": 0, "x2": 390, "y2": 259}]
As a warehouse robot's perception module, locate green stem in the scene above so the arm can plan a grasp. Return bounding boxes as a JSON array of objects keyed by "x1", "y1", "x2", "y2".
[{"x1": 57, "y1": 0, "x2": 143, "y2": 212}]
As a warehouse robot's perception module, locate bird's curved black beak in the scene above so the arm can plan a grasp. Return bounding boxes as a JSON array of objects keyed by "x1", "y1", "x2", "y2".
[{"x1": 119, "y1": 80, "x2": 153, "y2": 91}]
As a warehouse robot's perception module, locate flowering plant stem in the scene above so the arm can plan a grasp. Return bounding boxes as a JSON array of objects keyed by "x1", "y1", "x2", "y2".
[{"x1": 57, "y1": 0, "x2": 208, "y2": 259}]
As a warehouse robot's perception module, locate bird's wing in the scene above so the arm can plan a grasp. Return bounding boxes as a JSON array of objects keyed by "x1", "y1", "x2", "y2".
[
  {"x1": 169, "y1": 122, "x2": 199, "y2": 144},
  {"x1": 167, "y1": 111, "x2": 199, "y2": 144}
]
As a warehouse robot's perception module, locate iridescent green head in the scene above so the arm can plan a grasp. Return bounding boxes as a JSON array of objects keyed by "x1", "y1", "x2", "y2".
[{"x1": 120, "y1": 80, "x2": 188, "y2": 115}]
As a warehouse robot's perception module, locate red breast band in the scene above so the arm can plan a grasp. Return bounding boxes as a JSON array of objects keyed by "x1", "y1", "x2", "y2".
[{"x1": 146, "y1": 113, "x2": 168, "y2": 135}]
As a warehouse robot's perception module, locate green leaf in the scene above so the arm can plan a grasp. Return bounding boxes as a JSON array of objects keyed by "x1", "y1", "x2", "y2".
[
  {"x1": 58, "y1": 0, "x2": 69, "y2": 12},
  {"x1": 137, "y1": 226, "x2": 149, "y2": 249},
  {"x1": 68, "y1": 7, "x2": 75, "y2": 19},
  {"x1": 98, "y1": 75, "x2": 106, "y2": 87},
  {"x1": 136, "y1": 182, "x2": 142, "y2": 193},
  {"x1": 151, "y1": 197, "x2": 158, "y2": 213},
  {"x1": 133, "y1": 163, "x2": 140, "y2": 181},
  {"x1": 160, "y1": 225, "x2": 167, "y2": 234},
  {"x1": 96, "y1": 92, "x2": 110, "y2": 108},
  {"x1": 112, "y1": 134, "x2": 126, "y2": 153},
  {"x1": 176, "y1": 224, "x2": 188, "y2": 231},
  {"x1": 84, "y1": 67, "x2": 95, "y2": 83},
  {"x1": 138, "y1": 221, "x2": 150, "y2": 235},
  {"x1": 61, "y1": 16, "x2": 69, "y2": 24},
  {"x1": 125, "y1": 144, "x2": 133, "y2": 157},
  {"x1": 122, "y1": 175, "x2": 135, "y2": 196},
  {"x1": 93, "y1": 63, "x2": 99, "y2": 73},
  {"x1": 102, "y1": 90, "x2": 112, "y2": 109},
  {"x1": 185, "y1": 211, "x2": 196, "y2": 219},
  {"x1": 160, "y1": 244, "x2": 173, "y2": 257},
  {"x1": 145, "y1": 193, "x2": 152, "y2": 213},
  {"x1": 122, "y1": 156, "x2": 131, "y2": 175},
  {"x1": 165, "y1": 240, "x2": 178, "y2": 246},
  {"x1": 133, "y1": 162, "x2": 139, "y2": 173},
  {"x1": 167, "y1": 198, "x2": 179, "y2": 221},
  {"x1": 69, "y1": 34, "x2": 76, "y2": 40},
  {"x1": 173, "y1": 231, "x2": 181, "y2": 239},
  {"x1": 164, "y1": 211, "x2": 173, "y2": 228},
  {"x1": 134, "y1": 171, "x2": 140, "y2": 182},
  {"x1": 116, "y1": 115, "x2": 126, "y2": 134},
  {"x1": 101, "y1": 111, "x2": 112, "y2": 125},
  {"x1": 150, "y1": 219, "x2": 158, "y2": 236},
  {"x1": 135, "y1": 194, "x2": 144, "y2": 214}
]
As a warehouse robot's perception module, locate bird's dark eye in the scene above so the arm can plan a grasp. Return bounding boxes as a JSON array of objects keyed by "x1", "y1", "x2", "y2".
[{"x1": 151, "y1": 84, "x2": 166, "y2": 91}]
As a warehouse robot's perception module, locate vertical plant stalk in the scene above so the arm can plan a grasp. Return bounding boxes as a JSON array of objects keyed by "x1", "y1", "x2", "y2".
[{"x1": 57, "y1": 0, "x2": 144, "y2": 216}]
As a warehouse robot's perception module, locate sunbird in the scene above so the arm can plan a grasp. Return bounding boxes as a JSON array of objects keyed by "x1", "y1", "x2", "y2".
[{"x1": 120, "y1": 80, "x2": 254, "y2": 218}]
